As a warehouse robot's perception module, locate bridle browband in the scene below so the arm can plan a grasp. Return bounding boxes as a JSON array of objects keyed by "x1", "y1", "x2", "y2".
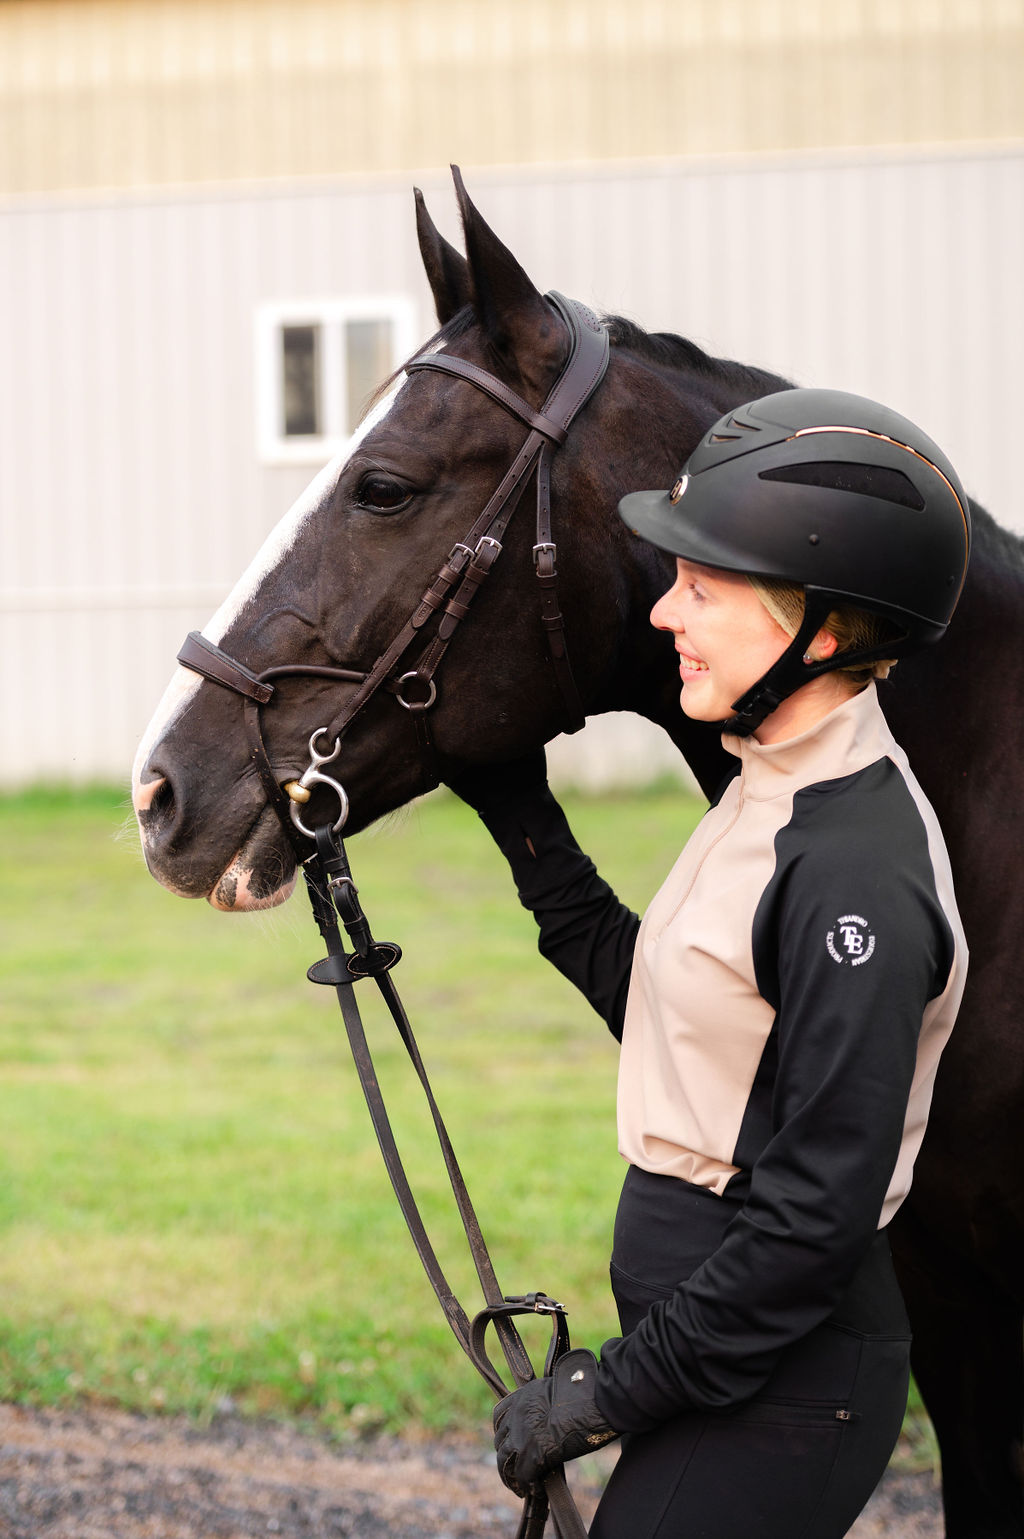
[
  {"x1": 177, "y1": 292, "x2": 609, "y2": 846},
  {"x1": 172, "y1": 296, "x2": 612, "y2": 1539}
]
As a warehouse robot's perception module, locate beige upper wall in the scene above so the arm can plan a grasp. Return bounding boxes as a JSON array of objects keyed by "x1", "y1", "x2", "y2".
[{"x1": 2, "y1": 0, "x2": 1022, "y2": 196}]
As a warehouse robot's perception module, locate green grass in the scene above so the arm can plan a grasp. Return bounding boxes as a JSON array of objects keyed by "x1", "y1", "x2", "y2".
[
  {"x1": 0, "y1": 783, "x2": 938, "y2": 1463},
  {"x1": 0, "y1": 782, "x2": 705, "y2": 1436}
]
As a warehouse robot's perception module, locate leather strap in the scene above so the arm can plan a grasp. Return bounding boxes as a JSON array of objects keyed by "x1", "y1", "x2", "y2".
[
  {"x1": 407, "y1": 352, "x2": 569, "y2": 444},
  {"x1": 178, "y1": 631, "x2": 381, "y2": 859},
  {"x1": 178, "y1": 631, "x2": 372, "y2": 701},
  {"x1": 401, "y1": 293, "x2": 607, "y2": 738},
  {"x1": 304, "y1": 829, "x2": 590, "y2": 1539},
  {"x1": 178, "y1": 630, "x2": 275, "y2": 704}
]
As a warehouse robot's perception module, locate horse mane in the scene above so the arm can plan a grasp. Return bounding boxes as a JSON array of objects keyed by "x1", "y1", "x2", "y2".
[
  {"x1": 601, "y1": 319, "x2": 1024, "y2": 578},
  {"x1": 603, "y1": 314, "x2": 791, "y2": 398},
  {"x1": 969, "y1": 497, "x2": 1024, "y2": 571}
]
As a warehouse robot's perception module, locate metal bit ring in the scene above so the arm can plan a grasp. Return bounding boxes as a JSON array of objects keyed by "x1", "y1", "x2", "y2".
[{"x1": 286, "y1": 727, "x2": 350, "y2": 838}]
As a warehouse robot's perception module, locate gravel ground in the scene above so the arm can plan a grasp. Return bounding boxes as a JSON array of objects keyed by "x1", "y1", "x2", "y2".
[{"x1": 0, "y1": 1403, "x2": 943, "y2": 1538}]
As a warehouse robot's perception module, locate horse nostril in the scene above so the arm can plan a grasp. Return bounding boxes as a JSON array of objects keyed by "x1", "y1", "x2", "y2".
[
  {"x1": 148, "y1": 778, "x2": 175, "y2": 822},
  {"x1": 134, "y1": 773, "x2": 174, "y2": 824}
]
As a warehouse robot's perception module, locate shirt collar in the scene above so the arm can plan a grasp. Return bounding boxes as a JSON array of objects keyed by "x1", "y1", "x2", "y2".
[{"x1": 722, "y1": 683, "x2": 895, "y2": 798}]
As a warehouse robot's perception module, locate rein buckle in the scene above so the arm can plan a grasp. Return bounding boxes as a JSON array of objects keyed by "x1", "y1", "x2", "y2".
[{"x1": 504, "y1": 1291, "x2": 566, "y2": 1315}]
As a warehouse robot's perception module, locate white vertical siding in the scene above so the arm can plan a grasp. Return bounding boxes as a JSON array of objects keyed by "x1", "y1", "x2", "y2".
[{"x1": 1, "y1": 145, "x2": 1021, "y2": 785}]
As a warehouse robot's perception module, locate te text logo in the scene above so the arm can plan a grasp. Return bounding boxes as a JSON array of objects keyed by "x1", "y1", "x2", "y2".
[{"x1": 826, "y1": 914, "x2": 876, "y2": 967}]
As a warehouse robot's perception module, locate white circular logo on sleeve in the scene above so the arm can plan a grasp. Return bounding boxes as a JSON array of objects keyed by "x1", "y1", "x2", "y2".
[{"x1": 826, "y1": 914, "x2": 876, "y2": 966}]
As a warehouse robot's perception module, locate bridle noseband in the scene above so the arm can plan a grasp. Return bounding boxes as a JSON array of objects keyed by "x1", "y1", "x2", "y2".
[{"x1": 177, "y1": 291, "x2": 609, "y2": 850}]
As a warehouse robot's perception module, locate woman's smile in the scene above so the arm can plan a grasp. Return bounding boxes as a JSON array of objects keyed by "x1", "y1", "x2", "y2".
[
  {"x1": 651, "y1": 557, "x2": 846, "y2": 742},
  {"x1": 677, "y1": 646, "x2": 709, "y2": 676}
]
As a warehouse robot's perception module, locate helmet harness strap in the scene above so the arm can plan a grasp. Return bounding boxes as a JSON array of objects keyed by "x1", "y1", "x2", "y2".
[{"x1": 724, "y1": 588, "x2": 908, "y2": 738}]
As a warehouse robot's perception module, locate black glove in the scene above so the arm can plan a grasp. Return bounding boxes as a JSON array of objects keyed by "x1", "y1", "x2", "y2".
[
  {"x1": 493, "y1": 1348, "x2": 618, "y2": 1495},
  {"x1": 444, "y1": 749, "x2": 550, "y2": 819}
]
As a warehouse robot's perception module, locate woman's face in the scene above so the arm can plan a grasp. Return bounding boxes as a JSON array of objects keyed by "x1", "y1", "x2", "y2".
[{"x1": 650, "y1": 559, "x2": 796, "y2": 727}]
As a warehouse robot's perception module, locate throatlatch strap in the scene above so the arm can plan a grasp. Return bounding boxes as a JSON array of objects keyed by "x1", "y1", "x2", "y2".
[{"x1": 304, "y1": 827, "x2": 590, "y2": 1539}]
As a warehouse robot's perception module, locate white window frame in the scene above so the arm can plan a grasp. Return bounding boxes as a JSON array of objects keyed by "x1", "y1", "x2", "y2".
[{"x1": 255, "y1": 296, "x2": 419, "y2": 466}]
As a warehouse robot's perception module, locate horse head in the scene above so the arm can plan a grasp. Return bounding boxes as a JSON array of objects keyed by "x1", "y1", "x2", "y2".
[{"x1": 133, "y1": 169, "x2": 749, "y2": 911}]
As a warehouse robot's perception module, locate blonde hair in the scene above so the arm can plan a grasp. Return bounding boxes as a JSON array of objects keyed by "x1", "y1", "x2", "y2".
[{"x1": 748, "y1": 577, "x2": 899, "y2": 684}]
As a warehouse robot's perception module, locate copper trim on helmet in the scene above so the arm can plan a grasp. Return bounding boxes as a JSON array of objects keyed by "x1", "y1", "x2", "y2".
[
  {"x1": 790, "y1": 426, "x2": 971, "y2": 609},
  {"x1": 788, "y1": 427, "x2": 967, "y2": 523}
]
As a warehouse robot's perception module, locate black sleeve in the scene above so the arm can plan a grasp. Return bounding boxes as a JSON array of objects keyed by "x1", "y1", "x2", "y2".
[
  {"x1": 473, "y1": 787, "x2": 640, "y2": 1041},
  {"x1": 595, "y1": 769, "x2": 956, "y2": 1430}
]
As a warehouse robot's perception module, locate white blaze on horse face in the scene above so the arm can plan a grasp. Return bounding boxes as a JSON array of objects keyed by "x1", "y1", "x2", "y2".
[
  {"x1": 207, "y1": 376, "x2": 406, "y2": 646},
  {"x1": 131, "y1": 377, "x2": 405, "y2": 810}
]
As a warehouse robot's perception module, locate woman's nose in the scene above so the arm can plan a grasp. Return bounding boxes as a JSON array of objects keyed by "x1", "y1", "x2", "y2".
[{"x1": 650, "y1": 585, "x2": 681, "y2": 633}]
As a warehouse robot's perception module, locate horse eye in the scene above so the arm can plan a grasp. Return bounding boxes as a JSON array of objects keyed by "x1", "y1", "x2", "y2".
[{"x1": 356, "y1": 473, "x2": 413, "y2": 513}]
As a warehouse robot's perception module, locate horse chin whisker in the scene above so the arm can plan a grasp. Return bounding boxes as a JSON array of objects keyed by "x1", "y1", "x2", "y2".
[
  {"x1": 363, "y1": 790, "x2": 443, "y2": 840},
  {"x1": 115, "y1": 808, "x2": 151, "y2": 860},
  {"x1": 375, "y1": 805, "x2": 414, "y2": 834},
  {"x1": 250, "y1": 895, "x2": 309, "y2": 943}
]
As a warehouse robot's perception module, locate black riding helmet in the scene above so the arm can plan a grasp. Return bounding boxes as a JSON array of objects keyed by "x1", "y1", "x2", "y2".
[{"x1": 618, "y1": 387, "x2": 971, "y2": 736}]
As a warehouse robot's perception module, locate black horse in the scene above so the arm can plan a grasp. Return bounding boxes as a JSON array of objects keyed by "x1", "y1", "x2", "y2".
[{"x1": 133, "y1": 169, "x2": 1024, "y2": 1537}]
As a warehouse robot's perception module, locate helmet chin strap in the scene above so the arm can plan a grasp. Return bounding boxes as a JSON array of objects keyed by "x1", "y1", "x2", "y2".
[{"x1": 723, "y1": 590, "x2": 906, "y2": 738}]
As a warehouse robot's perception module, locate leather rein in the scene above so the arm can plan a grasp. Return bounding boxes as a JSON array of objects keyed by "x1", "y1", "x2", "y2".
[{"x1": 175, "y1": 295, "x2": 611, "y2": 1539}]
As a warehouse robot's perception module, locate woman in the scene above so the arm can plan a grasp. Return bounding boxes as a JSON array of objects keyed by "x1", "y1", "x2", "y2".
[{"x1": 455, "y1": 387, "x2": 970, "y2": 1539}]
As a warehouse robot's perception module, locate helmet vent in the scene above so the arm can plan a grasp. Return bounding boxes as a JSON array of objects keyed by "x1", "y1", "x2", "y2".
[
  {"x1": 758, "y1": 460, "x2": 926, "y2": 511},
  {"x1": 709, "y1": 415, "x2": 759, "y2": 444}
]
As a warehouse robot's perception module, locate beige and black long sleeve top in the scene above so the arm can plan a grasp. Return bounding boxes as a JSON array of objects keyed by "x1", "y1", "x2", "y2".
[{"x1": 472, "y1": 683, "x2": 967, "y2": 1432}]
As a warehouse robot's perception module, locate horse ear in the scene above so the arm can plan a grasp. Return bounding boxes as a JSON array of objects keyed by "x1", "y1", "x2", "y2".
[
  {"x1": 450, "y1": 164, "x2": 559, "y2": 393},
  {"x1": 415, "y1": 187, "x2": 473, "y2": 325}
]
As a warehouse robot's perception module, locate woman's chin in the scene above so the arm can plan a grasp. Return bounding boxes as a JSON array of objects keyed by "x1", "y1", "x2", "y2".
[{"x1": 678, "y1": 685, "x2": 726, "y2": 723}]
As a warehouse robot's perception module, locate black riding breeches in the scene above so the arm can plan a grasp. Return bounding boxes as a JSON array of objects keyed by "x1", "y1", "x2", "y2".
[{"x1": 589, "y1": 1168, "x2": 911, "y2": 1539}]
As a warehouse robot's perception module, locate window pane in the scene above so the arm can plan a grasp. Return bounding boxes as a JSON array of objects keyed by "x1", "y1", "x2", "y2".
[
  {"x1": 345, "y1": 318, "x2": 393, "y2": 433},
  {"x1": 282, "y1": 324, "x2": 320, "y2": 436}
]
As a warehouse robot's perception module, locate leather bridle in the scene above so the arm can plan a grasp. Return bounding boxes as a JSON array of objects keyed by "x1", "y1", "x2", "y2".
[
  {"x1": 177, "y1": 291, "x2": 609, "y2": 850},
  {"x1": 172, "y1": 296, "x2": 612, "y2": 1539}
]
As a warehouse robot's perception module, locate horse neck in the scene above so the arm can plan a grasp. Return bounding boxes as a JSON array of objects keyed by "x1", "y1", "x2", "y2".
[{"x1": 882, "y1": 504, "x2": 1024, "y2": 820}]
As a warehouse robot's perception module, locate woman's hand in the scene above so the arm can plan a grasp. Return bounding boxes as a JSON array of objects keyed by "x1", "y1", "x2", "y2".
[{"x1": 493, "y1": 1349, "x2": 618, "y2": 1494}]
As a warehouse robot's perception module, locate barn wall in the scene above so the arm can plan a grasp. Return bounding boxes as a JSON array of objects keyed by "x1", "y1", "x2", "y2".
[
  {"x1": 2, "y1": 0, "x2": 1021, "y2": 196},
  {"x1": 2, "y1": 144, "x2": 1021, "y2": 785}
]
